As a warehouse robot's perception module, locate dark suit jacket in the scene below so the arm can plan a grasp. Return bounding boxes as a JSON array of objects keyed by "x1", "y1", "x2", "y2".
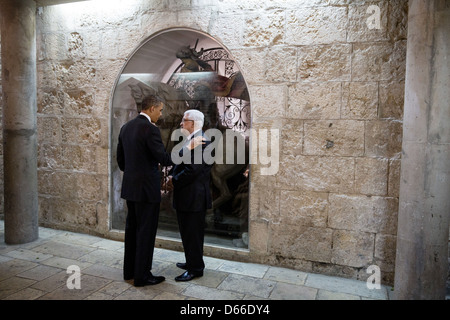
[
  {"x1": 171, "y1": 131, "x2": 212, "y2": 212},
  {"x1": 117, "y1": 115, "x2": 172, "y2": 203}
]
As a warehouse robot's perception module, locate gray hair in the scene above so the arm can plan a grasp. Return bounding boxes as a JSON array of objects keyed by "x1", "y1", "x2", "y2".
[{"x1": 184, "y1": 109, "x2": 204, "y2": 130}]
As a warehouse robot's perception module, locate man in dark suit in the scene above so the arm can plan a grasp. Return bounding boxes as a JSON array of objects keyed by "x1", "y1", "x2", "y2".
[
  {"x1": 168, "y1": 109, "x2": 213, "y2": 281},
  {"x1": 116, "y1": 94, "x2": 172, "y2": 287}
]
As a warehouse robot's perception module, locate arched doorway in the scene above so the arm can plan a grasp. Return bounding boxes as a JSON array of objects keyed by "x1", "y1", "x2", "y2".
[{"x1": 110, "y1": 28, "x2": 251, "y2": 249}]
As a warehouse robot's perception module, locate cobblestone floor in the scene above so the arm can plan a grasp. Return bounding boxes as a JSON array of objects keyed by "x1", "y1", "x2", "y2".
[{"x1": 0, "y1": 220, "x2": 392, "y2": 301}]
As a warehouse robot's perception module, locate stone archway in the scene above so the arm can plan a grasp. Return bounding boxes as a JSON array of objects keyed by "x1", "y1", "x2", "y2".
[{"x1": 109, "y1": 28, "x2": 252, "y2": 249}]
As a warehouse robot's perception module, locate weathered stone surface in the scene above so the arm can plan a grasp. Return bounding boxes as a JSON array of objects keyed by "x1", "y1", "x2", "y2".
[
  {"x1": 374, "y1": 234, "x2": 397, "y2": 272},
  {"x1": 270, "y1": 224, "x2": 333, "y2": 263},
  {"x1": 280, "y1": 119, "x2": 303, "y2": 156},
  {"x1": 37, "y1": 116, "x2": 61, "y2": 144},
  {"x1": 209, "y1": 13, "x2": 244, "y2": 49},
  {"x1": 347, "y1": 2, "x2": 389, "y2": 43},
  {"x1": 286, "y1": 7, "x2": 348, "y2": 45},
  {"x1": 379, "y1": 81, "x2": 405, "y2": 120},
  {"x1": 244, "y1": 10, "x2": 285, "y2": 47},
  {"x1": 365, "y1": 120, "x2": 403, "y2": 158},
  {"x1": 61, "y1": 118, "x2": 102, "y2": 146},
  {"x1": 265, "y1": 46, "x2": 297, "y2": 82},
  {"x1": 328, "y1": 194, "x2": 398, "y2": 235},
  {"x1": 288, "y1": 82, "x2": 341, "y2": 120},
  {"x1": 355, "y1": 157, "x2": 388, "y2": 196},
  {"x1": 297, "y1": 44, "x2": 352, "y2": 81},
  {"x1": 331, "y1": 230, "x2": 374, "y2": 268},
  {"x1": 352, "y1": 41, "x2": 407, "y2": 82},
  {"x1": 37, "y1": 144, "x2": 61, "y2": 170},
  {"x1": 250, "y1": 85, "x2": 286, "y2": 120},
  {"x1": 232, "y1": 48, "x2": 267, "y2": 84},
  {"x1": 303, "y1": 120, "x2": 364, "y2": 156},
  {"x1": 279, "y1": 190, "x2": 328, "y2": 227},
  {"x1": 388, "y1": 159, "x2": 401, "y2": 197},
  {"x1": 342, "y1": 82, "x2": 378, "y2": 120},
  {"x1": 249, "y1": 219, "x2": 269, "y2": 254},
  {"x1": 276, "y1": 155, "x2": 355, "y2": 193}
]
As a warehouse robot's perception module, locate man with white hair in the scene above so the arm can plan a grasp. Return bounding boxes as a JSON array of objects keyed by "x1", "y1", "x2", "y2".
[{"x1": 168, "y1": 109, "x2": 213, "y2": 281}]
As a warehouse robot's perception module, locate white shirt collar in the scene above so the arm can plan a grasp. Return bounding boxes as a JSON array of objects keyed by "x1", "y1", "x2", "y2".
[
  {"x1": 140, "y1": 112, "x2": 155, "y2": 126},
  {"x1": 187, "y1": 129, "x2": 201, "y2": 140}
]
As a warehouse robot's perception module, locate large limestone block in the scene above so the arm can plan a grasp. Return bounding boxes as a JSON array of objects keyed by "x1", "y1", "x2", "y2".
[
  {"x1": 341, "y1": 82, "x2": 378, "y2": 120},
  {"x1": 331, "y1": 230, "x2": 374, "y2": 268},
  {"x1": 244, "y1": 10, "x2": 285, "y2": 47},
  {"x1": 279, "y1": 190, "x2": 328, "y2": 228},
  {"x1": 288, "y1": 82, "x2": 341, "y2": 120},
  {"x1": 270, "y1": 224, "x2": 333, "y2": 263},
  {"x1": 286, "y1": 7, "x2": 348, "y2": 46},
  {"x1": 328, "y1": 194, "x2": 398, "y2": 235},
  {"x1": 297, "y1": 44, "x2": 352, "y2": 81},
  {"x1": 355, "y1": 157, "x2": 389, "y2": 196},
  {"x1": 365, "y1": 120, "x2": 403, "y2": 158},
  {"x1": 303, "y1": 120, "x2": 365, "y2": 156},
  {"x1": 276, "y1": 155, "x2": 355, "y2": 193},
  {"x1": 379, "y1": 81, "x2": 405, "y2": 120},
  {"x1": 352, "y1": 41, "x2": 406, "y2": 82}
]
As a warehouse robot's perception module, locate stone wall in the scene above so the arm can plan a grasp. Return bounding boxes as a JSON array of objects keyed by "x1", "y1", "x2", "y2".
[{"x1": 1, "y1": 0, "x2": 408, "y2": 284}]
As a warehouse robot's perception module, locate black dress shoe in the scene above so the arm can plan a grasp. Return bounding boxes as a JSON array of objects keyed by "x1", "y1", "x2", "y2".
[
  {"x1": 175, "y1": 270, "x2": 203, "y2": 282},
  {"x1": 176, "y1": 262, "x2": 188, "y2": 270},
  {"x1": 134, "y1": 274, "x2": 165, "y2": 287}
]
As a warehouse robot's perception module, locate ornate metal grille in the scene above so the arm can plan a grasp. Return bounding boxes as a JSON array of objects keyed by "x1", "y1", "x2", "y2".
[{"x1": 167, "y1": 47, "x2": 250, "y2": 133}]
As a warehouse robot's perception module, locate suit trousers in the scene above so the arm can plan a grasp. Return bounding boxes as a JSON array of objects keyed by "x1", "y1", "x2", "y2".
[
  {"x1": 123, "y1": 200, "x2": 160, "y2": 285},
  {"x1": 177, "y1": 209, "x2": 206, "y2": 273}
]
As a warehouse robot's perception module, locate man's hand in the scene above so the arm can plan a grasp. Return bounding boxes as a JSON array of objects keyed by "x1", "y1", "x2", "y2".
[{"x1": 187, "y1": 136, "x2": 206, "y2": 150}]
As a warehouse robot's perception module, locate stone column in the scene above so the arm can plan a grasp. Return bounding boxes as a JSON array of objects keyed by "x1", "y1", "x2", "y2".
[
  {"x1": 0, "y1": 0, "x2": 38, "y2": 244},
  {"x1": 394, "y1": 0, "x2": 450, "y2": 300}
]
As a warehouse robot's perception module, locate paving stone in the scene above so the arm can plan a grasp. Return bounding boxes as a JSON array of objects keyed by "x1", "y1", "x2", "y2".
[
  {"x1": 2, "y1": 287, "x2": 46, "y2": 300},
  {"x1": 78, "y1": 248, "x2": 123, "y2": 268},
  {"x1": 96, "y1": 280, "x2": 132, "y2": 298},
  {"x1": 217, "y1": 260, "x2": 268, "y2": 278},
  {"x1": 114, "y1": 286, "x2": 161, "y2": 300},
  {"x1": 4, "y1": 248, "x2": 53, "y2": 263},
  {"x1": 191, "y1": 269, "x2": 229, "y2": 289},
  {"x1": 40, "y1": 256, "x2": 92, "y2": 270},
  {"x1": 264, "y1": 266, "x2": 308, "y2": 285},
  {"x1": 52, "y1": 232, "x2": 103, "y2": 246},
  {"x1": 182, "y1": 284, "x2": 244, "y2": 300},
  {"x1": 269, "y1": 282, "x2": 317, "y2": 300},
  {"x1": 84, "y1": 291, "x2": 114, "y2": 300},
  {"x1": 82, "y1": 263, "x2": 123, "y2": 281},
  {"x1": 316, "y1": 289, "x2": 361, "y2": 300},
  {"x1": 305, "y1": 273, "x2": 388, "y2": 300},
  {"x1": 0, "y1": 222, "x2": 393, "y2": 300},
  {"x1": 153, "y1": 291, "x2": 187, "y2": 300},
  {"x1": 30, "y1": 271, "x2": 68, "y2": 292},
  {"x1": 0, "y1": 277, "x2": 37, "y2": 299},
  {"x1": 90, "y1": 239, "x2": 124, "y2": 251},
  {"x1": 153, "y1": 248, "x2": 185, "y2": 263},
  {"x1": 203, "y1": 256, "x2": 225, "y2": 270},
  {"x1": 33, "y1": 241, "x2": 96, "y2": 260},
  {"x1": 38, "y1": 274, "x2": 112, "y2": 300},
  {"x1": 17, "y1": 265, "x2": 63, "y2": 281},
  {"x1": 218, "y1": 274, "x2": 276, "y2": 298},
  {"x1": 0, "y1": 259, "x2": 38, "y2": 281},
  {"x1": 0, "y1": 255, "x2": 13, "y2": 264}
]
